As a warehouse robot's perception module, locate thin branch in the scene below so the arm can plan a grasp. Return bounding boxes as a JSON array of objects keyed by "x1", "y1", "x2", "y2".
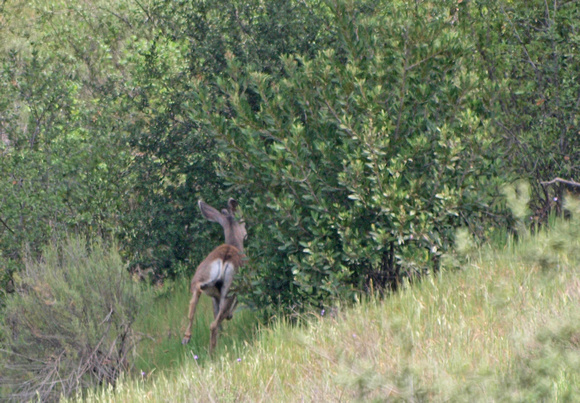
[
  {"x1": 0, "y1": 215, "x2": 15, "y2": 234},
  {"x1": 556, "y1": 0, "x2": 580, "y2": 11},
  {"x1": 99, "y1": 307, "x2": 114, "y2": 325},
  {"x1": 500, "y1": 5, "x2": 540, "y2": 75},
  {"x1": 405, "y1": 49, "x2": 445, "y2": 71},
  {"x1": 97, "y1": 6, "x2": 134, "y2": 28},
  {"x1": 540, "y1": 177, "x2": 580, "y2": 187},
  {"x1": 133, "y1": 0, "x2": 155, "y2": 25},
  {"x1": 393, "y1": 32, "x2": 410, "y2": 142}
]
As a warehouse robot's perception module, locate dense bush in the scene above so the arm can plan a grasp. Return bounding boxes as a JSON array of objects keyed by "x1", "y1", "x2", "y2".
[
  {"x1": 121, "y1": 0, "x2": 337, "y2": 278},
  {"x1": 192, "y1": 1, "x2": 506, "y2": 310},
  {"x1": 462, "y1": 0, "x2": 580, "y2": 217},
  {"x1": 0, "y1": 236, "x2": 151, "y2": 402},
  {"x1": 1, "y1": 0, "x2": 579, "y2": 314},
  {"x1": 0, "y1": 0, "x2": 138, "y2": 297}
]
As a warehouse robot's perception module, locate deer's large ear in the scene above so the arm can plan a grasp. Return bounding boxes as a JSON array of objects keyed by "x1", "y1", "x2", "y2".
[{"x1": 199, "y1": 200, "x2": 227, "y2": 227}]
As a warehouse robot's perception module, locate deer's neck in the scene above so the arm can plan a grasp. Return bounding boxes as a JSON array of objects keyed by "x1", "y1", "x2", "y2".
[{"x1": 225, "y1": 238, "x2": 243, "y2": 252}]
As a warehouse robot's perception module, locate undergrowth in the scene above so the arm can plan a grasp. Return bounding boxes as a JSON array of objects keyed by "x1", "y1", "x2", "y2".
[
  {"x1": 0, "y1": 237, "x2": 152, "y2": 402},
  {"x1": 71, "y1": 197, "x2": 580, "y2": 402},
  {"x1": 133, "y1": 279, "x2": 262, "y2": 375}
]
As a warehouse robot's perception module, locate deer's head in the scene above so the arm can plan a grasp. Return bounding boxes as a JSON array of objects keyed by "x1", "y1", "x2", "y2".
[{"x1": 199, "y1": 198, "x2": 247, "y2": 252}]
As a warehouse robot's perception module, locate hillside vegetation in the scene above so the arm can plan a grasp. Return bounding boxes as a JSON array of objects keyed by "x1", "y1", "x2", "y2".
[
  {"x1": 2, "y1": 0, "x2": 578, "y2": 305},
  {"x1": 76, "y1": 200, "x2": 579, "y2": 402},
  {"x1": 1, "y1": 0, "x2": 579, "y2": 400}
]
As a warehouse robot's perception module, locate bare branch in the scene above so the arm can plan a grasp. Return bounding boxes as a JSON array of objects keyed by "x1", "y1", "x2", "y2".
[{"x1": 540, "y1": 177, "x2": 580, "y2": 187}]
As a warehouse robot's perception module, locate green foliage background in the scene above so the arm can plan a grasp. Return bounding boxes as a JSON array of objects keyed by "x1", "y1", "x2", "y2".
[
  {"x1": 0, "y1": 0, "x2": 137, "y2": 294},
  {"x1": 1, "y1": 0, "x2": 578, "y2": 327},
  {"x1": 465, "y1": 0, "x2": 580, "y2": 217},
  {"x1": 197, "y1": 1, "x2": 504, "y2": 309},
  {"x1": 1, "y1": 0, "x2": 579, "y2": 399}
]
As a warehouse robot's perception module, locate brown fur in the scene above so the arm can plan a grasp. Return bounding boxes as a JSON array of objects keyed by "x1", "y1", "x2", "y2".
[
  {"x1": 190, "y1": 245, "x2": 245, "y2": 292},
  {"x1": 182, "y1": 199, "x2": 247, "y2": 354}
]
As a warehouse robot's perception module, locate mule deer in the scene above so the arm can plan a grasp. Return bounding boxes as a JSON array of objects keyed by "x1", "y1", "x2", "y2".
[{"x1": 182, "y1": 198, "x2": 247, "y2": 354}]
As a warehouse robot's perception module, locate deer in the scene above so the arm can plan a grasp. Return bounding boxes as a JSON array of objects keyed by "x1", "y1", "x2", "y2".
[{"x1": 182, "y1": 198, "x2": 247, "y2": 354}]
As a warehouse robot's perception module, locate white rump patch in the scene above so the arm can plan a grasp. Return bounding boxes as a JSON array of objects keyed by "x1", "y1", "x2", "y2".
[
  {"x1": 208, "y1": 259, "x2": 224, "y2": 282},
  {"x1": 208, "y1": 259, "x2": 235, "y2": 283}
]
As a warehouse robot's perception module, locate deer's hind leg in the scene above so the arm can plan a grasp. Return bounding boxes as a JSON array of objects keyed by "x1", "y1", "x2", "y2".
[
  {"x1": 209, "y1": 296, "x2": 236, "y2": 354},
  {"x1": 225, "y1": 294, "x2": 237, "y2": 320},
  {"x1": 212, "y1": 297, "x2": 220, "y2": 319},
  {"x1": 182, "y1": 284, "x2": 201, "y2": 345},
  {"x1": 208, "y1": 262, "x2": 236, "y2": 353}
]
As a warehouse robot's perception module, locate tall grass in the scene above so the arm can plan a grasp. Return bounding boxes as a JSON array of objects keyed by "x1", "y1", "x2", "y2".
[{"x1": 76, "y1": 200, "x2": 580, "y2": 402}]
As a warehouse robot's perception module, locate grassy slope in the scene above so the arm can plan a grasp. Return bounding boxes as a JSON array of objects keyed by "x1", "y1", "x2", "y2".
[{"x1": 78, "y1": 215, "x2": 580, "y2": 402}]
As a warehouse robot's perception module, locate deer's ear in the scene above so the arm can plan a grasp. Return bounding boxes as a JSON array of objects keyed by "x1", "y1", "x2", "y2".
[
  {"x1": 227, "y1": 198, "x2": 238, "y2": 214},
  {"x1": 199, "y1": 200, "x2": 227, "y2": 227}
]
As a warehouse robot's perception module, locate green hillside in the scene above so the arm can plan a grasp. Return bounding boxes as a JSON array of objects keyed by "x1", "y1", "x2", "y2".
[{"x1": 76, "y1": 205, "x2": 580, "y2": 402}]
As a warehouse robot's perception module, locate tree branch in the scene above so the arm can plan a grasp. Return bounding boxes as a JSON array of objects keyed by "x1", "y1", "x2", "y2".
[
  {"x1": 540, "y1": 177, "x2": 580, "y2": 187},
  {"x1": 0, "y1": 215, "x2": 15, "y2": 234}
]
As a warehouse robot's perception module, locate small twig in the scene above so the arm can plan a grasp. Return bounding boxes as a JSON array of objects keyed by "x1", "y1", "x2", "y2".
[
  {"x1": 405, "y1": 49, "x2": 445, "y2": 71},
  {"x1": 97, "y1": 6, "x2": 134, "y2": 28},
  {"x1": 500, "y1": 5, "x2": 540, "y2": 74},
  {"x1": 99, "y1": 308, "x2": 114, "y2": 325},
  {"x1": 0, "y1": 215, "x2": 15, "y2": 234},
  {"x1": 540, "y1": 177, "x2": 580, "y2": 187}
]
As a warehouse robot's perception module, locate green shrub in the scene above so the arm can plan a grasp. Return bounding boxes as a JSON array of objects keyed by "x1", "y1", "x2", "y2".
[
  {"x1": 500, "y1": 313, "x2": 580, "y2": 402},
  {"x1": 0, "y1": 0, "x2": 138, "y2": 295},
  {"x1": 462, "y1": 0, "x2": 580, "y2": 217},
  {"x1": 195, "y1": 0, "x2": 505, "y2": 312},
  {"x1": 120, "y1": 0, "x2": 336, "y2": 278},
  {"x1": 0, "y1": 236, "x2": 151, "y2": 402}
]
